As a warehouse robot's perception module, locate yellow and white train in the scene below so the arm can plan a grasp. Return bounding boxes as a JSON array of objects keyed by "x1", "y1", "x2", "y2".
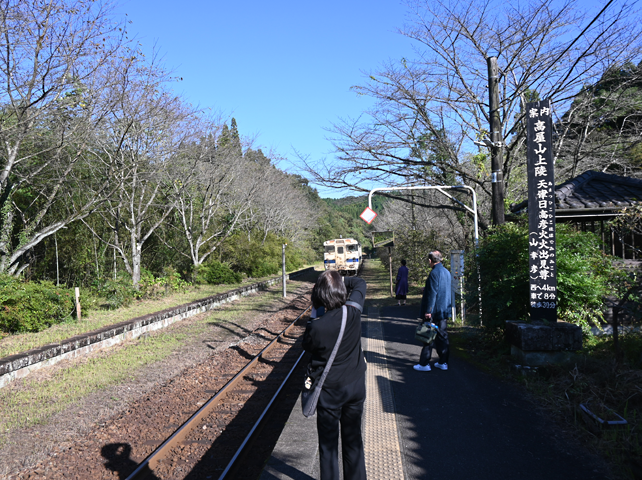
[{"x1": 323, "y1": 238, "x2": 362, "y2": 276}]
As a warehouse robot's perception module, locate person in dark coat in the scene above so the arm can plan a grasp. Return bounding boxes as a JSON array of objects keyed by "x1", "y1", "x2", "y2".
[
  {"x1": 395, "y1": 259, "x2": 409, "y2": 306},
  {"x1": 415, "y1": 250, "x2": 452, "y2": 372},
  {"x1": 303, "y1": 271, "x2": 367, "y2": 480}
]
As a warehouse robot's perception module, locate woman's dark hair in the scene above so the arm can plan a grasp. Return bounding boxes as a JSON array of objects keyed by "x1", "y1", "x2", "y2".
[
  {"x1": 401, "y1": 259, "x2": 406, "y2": 266},
  {"x1": 312, "y1": 270, "x2": 347, "y2": 311}
]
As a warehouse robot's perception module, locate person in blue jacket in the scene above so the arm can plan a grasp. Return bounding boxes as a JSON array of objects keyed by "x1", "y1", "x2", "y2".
[{"x1": 415, "y1": 250, "x2": 452, "y2": 372}]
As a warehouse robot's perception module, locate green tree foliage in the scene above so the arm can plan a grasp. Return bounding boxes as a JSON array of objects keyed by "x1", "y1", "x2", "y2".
[
  {"x1": 222, "y1": 232, "x2": 305, "y2": 278},
  {"x1": 466, "y1": 223, "x2": 627, "y2": 332},
  {"x1": 611, "y1": 204, "x2": 642, "y2": 258},
  {"x1": 558, "y1": 61, "x2": 642, "y2": 178},
  {"x1": 217, "y1": 118, "x2": 243, "y2": 158},
  {"x1": 245, "y1": 147, "x2": 270, "y2": 165},
  {"x1": 316, "y1": 195, "x2": 389, "y2": 254},
  {"x1": 228, "y1": 118, "x2": 243, "y2": 158},
  {"x1": 195, "y1": 261, "x2": 242, "y2": 285},
  {"x1": 0, "y1": 275, "x2": 77, "y2": 333},
  {"x1": 89, "y1": 275, "x2": 139, "y2": 310},
  {"x1": 0, "y1": 0, "x2": 134, "y2": 276},
  {"x1": 383, "y1": 229, "x2": 449, "y2": 285}
]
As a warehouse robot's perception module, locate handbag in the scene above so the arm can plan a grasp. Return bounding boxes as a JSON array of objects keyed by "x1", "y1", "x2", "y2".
[
  {"x1": 301, "y1": 305, "x2": 347, "y2": 417},
  {"x1": 415, "y1": 321, "x2": 438, "y2": 344}
]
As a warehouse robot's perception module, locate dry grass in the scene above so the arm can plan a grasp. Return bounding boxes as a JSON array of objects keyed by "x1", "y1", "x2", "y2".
[
  {"x1": 0, "y1": 278, "x2": 313, "y2": 446},
  {"x1": 0, "y1": 272, "x2": 306, "y2": 359},
  {"x1": 360, "y1": 258, "x2": 424, "y2": 310},
  {"x1": 451, "y1": 325, "x2": 642, "y2": 480}
]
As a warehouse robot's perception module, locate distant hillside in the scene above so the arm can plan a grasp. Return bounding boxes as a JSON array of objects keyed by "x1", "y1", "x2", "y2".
[
  {"x1": 313, "y1": 194, "x2": 390, "y2": 254},
  {"x1": 323, "y1": 195, "x2": 388, "y2": 217}
]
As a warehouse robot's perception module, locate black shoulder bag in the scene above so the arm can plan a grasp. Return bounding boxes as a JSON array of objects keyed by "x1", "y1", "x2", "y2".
[{"x1": 301, "y1": 305, "x2": 347, "y2": 418}]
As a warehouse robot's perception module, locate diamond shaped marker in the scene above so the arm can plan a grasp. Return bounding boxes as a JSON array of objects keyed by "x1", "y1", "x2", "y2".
[{"x1": 360, "y1": 207, "x2": 378, "y2": 224}]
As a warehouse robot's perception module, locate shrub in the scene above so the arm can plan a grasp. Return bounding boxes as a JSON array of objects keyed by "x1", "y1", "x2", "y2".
[
  {"x1": 90, "y1": 276, "x2": 138, "y2": 310},
  {"x1": 195, "y1": 261, "x2": 242, "y2": 285},
  {"x1": 158, "y1": 267, "x2": 190, "y2": 292},
  {"x1": 0, "y1": 275, "x2": 77, "y2": 333},
  {"x1": 384, "y1": 228, "x2": 452, "y2": 285},
  {"x1": 465, "y1": 223, "x2": 626, "y2": 331},
  {"x1": 223, "y1": 232, "x2": 304, "y2": 278}
]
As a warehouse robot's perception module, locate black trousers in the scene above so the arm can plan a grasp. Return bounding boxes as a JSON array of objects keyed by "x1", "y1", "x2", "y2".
[
  {"x1": 419, "y1": 318, "x2": 449, "y2": 366},
  {"x1": 316, "y1": 375, "x2": 367, "y2": 480}
]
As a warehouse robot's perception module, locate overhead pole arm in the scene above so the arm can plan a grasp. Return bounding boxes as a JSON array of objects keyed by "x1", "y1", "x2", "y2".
[{"x1": 367, "y1": 185, "x2": 479, "y2": 247}]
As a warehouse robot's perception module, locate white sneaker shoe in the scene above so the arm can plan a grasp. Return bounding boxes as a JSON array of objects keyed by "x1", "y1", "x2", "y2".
[
  {"x1": 413, "y1": 364, "x2": 431, "y2": 372},
  {"x1": 434, "y1": 362, "x2": 448, "y2": 371}
]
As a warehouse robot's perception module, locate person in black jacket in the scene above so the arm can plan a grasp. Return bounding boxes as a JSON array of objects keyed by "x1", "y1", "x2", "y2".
[{"x1": 303, "y1": 271, "x2": 367, "y2": 480}]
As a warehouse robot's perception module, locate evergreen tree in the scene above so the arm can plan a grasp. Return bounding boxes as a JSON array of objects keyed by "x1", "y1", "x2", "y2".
[
  {"x1": 229, "y1": 118, "x2": 243, "y2": 158},
  {"x1": 245, "y1": 148, "x2": 270, "y2": 165},
  {"x1": 217, "y1": 124, "x2": 231, "y2": 150}
]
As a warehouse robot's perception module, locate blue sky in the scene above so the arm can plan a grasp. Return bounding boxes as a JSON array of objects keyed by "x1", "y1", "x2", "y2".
[{"x1": 119, "y1": 0, "x2": 414, "y2": 198}]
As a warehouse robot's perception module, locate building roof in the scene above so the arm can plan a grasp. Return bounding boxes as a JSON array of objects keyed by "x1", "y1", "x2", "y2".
[{"x1": 510, "y1": 170, "x2": 642, "y2": 216}]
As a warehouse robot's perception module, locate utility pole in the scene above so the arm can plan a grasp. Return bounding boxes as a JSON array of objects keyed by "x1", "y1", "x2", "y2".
[{"x1": 487, "y1": 56, "x2": 505, "y2": 225}]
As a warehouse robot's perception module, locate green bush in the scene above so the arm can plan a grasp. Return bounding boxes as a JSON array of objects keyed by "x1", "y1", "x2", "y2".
[
  {"x1": 384, "y1": 228, "x2": 451, "y2": 285},
  {"x1": 158, "y1": 267, "x2": 190, "y2": 292},
  {"x1": 195, "y1": 261, "x2": 242, "y2": 285},
  {"x1": 223, "y1": 232, "x2": 304, "y2": 278},
  {"x1": 90, "y1": 276, "x2": 138, "y2": 310},
  {"x1": 466, "y1": 223, "x2": 626, "y2": 331},
  {"x1": 132, "y1": 268, "x2": 191, "y2": 298},
  {"x1": 0, "y1": 275, "x2": 77, "y2": 333}
]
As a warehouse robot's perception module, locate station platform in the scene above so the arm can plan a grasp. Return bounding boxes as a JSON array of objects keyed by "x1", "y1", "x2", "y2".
[{"x1": 260, "y1": 305, "x2": 610, "y2": 480}]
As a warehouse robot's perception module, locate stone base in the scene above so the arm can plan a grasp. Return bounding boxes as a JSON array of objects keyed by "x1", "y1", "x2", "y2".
[
  {"x1": 511, "y1": 345, "x2": 576, "y2": 367},
  {"x1": 506, "y1": 321, "x2": 582, "y2": 367}
]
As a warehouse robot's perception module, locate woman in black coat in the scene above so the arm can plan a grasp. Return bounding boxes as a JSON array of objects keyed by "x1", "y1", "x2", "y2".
[{"x1": 303, "y1": 270, "x2": 367, "y2": 480}]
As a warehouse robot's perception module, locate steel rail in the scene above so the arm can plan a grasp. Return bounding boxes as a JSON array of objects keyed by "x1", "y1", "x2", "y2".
[
  {"x1": 125, "y1": 305, "x2": 312, "y2": 480},
  {"x1": 218, "y1": 349, "x2": 307, "y2": 479}
]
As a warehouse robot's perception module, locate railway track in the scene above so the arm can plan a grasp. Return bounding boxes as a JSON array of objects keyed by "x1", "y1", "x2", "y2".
[
  {"x1": 3, "y1": 287, "x2": 315, "y2": 480},
  {"x1": 124, "y1": 304, "x2": 312, "y2": 480}
]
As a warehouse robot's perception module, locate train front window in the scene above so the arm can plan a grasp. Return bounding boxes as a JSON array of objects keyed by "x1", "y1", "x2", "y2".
[
  {"x1": 325, "y1": 246, "x2": 335, "y2": 253},
  {"x1": 337, "y1": 247, "x2": 344, "y2": 254},
  {"x1": 347, "y1": 245, "x2": 359, "y2": 252}
]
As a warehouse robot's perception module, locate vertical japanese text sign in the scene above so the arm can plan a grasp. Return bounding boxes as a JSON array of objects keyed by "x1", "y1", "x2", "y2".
[{"x1": 526, "y1": 99, "x2": 557, "y2": 323}]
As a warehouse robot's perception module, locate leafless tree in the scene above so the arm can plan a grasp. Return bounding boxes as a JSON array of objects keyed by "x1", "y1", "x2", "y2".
[
  {"x1": 242, "y1": 162, "x2": 317, "y2": 245},
  {"x1": 0, "y1": 0, "x2": 129, "y2": 275},
  {"x1": 376, "y1": 190, "x2": 471, "y2": 280},
  {"x1": 169, "y1": 122, "x2": 261, "y2": 268},
  {"x1": 554, "y1": 62, "x2": 642, "y2": 181},
  {"x1": 83, "y1": 58, "x2": 198, "y2": 287},
  {"x1": 304, "y1": 0, "x2": 642, "y2": 229}
]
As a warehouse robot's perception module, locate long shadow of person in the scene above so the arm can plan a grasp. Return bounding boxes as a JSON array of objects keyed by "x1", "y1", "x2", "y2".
[{"x1": 101, "y1": 443, "x2": 160, "y2": 480}]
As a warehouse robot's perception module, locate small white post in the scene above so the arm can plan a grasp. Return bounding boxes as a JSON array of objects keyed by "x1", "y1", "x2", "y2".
[
  {"x1": 55, "y1": 233, "x2": 59, "y2": 286},
  {"x1": 75, "y1": 287, "x2": 82, "y2": 321},
  {"x1": 282, "y1": 244, "x2": 287, "y2": 298}
]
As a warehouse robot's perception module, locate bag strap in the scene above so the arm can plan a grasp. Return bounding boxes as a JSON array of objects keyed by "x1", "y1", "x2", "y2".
[
  {"x1": 314, "y1": 305, "x2": 347, "y2": 390},
  {"x1": 345, "y1": 300, "x2": 362, "y2": 312}
]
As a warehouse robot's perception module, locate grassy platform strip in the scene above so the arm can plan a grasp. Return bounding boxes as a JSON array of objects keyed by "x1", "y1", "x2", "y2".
[
  {"x1": 0, "y1": 268, "x2": 315, "y2": 389},
  {"x1": 359, "y1": 259, "x2": 423, "y2": 311},
  {"x1": 0, "y1": 280, "x2": 312, "y2": 445}
]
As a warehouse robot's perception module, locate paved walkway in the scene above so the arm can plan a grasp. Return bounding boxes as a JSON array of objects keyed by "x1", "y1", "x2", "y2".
[{"x1": 260, "y1": 305, "x2": 611, "y2": 480}]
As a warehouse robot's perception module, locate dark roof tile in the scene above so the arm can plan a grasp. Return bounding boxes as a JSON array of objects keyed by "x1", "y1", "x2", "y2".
[{"x1": 511, "y1": 170, "x2": 642, "y2": 213}]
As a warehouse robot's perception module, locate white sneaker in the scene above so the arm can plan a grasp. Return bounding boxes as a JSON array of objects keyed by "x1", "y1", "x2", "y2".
[
  {"x1": 413, "y1": 364, "x2": 431, "y2": 372},
  {"x1": 434, "y1": 362, "x2": 448, "y2": 371}
]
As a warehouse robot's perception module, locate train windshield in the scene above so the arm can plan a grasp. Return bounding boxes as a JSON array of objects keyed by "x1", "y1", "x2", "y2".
[
  {"x1": 346, "y1": 245, "x2": 359, "y2": 252},
  {"x1": 324, "y1": 246, "x2": 335, "y2": 253}
]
